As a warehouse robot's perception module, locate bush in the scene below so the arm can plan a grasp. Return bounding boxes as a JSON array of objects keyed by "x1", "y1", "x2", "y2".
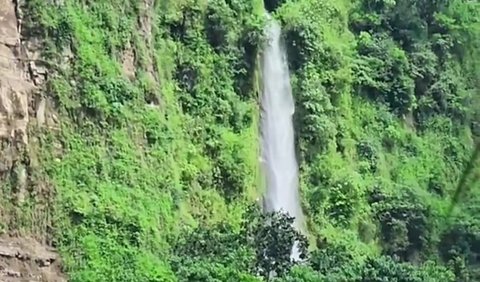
[
  {"x1": 171, "y1": 206, "x2": 308, "y2": 280},
  {"x1": 372, "y1": 190, "x2": 432, "y2": 261}
]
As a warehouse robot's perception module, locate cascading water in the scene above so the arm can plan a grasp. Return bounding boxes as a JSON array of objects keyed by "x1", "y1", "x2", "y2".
[{"x1": 260, "y1": 17, "x2": 304, "y2": 259}]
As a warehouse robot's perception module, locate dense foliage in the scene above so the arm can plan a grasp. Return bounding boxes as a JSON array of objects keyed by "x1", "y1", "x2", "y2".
[{"x1": 1, "y1": 0, "x2": 478, "y2": 281}]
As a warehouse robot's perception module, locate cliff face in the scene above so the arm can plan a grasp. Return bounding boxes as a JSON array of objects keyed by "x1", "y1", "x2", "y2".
[
  {"x1": 0, "y1": 236, "x2": 64, "y2": 281},
  {"x1": 0, "y1": 0, "x2": 479, "y2": 281},
  {"x1": 0, "y1": 1, "x2": 63, "y2": 281},
  {"x1": 2, "y1": 0, "x2": 265, "y2": 280},
  {"x1": 0, "y1": 0, "x2": 31, "y2": 192}
]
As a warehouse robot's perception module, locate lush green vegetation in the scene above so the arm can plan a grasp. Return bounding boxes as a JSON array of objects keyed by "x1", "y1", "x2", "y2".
[{"x1": 1, "y1": 0, "x2": 478, "y2": 281}]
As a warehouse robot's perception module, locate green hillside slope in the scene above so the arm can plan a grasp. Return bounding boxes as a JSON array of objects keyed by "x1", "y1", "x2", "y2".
[{"x1": 1, "y1": 0, "x2": 478, "y2": 281}]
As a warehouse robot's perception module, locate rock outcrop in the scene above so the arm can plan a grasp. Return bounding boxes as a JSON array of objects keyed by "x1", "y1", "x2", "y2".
[
  {"x1": 0, "y1": 236, "x2": 65, "y2": 282},
  {"x1": 0, "y1": 1, "x2": 64, "y2": 281},
  {"x1": 0, "y1": 0, "x2": 33, "y2": 146}
]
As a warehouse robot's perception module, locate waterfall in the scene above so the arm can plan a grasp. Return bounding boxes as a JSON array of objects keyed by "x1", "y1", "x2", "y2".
[{"x1": 260, "y1": 17, "x2": 304, "y2": 260}]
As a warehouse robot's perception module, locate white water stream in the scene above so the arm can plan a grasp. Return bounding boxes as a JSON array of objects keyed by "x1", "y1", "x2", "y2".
[{"x1": 260, "y1": 18, "x2": 304, "y2": 260}]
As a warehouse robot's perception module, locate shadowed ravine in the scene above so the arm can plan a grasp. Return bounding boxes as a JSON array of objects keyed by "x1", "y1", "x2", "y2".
[{"x1": 260, "y1": 17, "x2": 304, "y2": 260}]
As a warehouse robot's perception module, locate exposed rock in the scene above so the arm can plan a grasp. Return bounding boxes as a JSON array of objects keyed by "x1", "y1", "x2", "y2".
[
  {"x1": 5, "y1": 269, "x2": 21, "y2": 277},
  {"x1": 0, "y1": 0, "x2": 33, "y2": 146},
  {"x1": 138, "y1": 0, "x2": 157, "y2": 80},
  {"x1": 35, "y1": 98, "x2": 45, "y2": 126},
  {"x1": 0, "y1": 236, "x2": 65, "y2": 282},
  {"x1": 14, "y1": 164, "x2": 27, "y2": 204},
  {"x1": 0, "y1": 0, "x2": 36, "y2": 217},
  {"x1": 0, "y1": 0, "x2": 19, "y2": 47},
  {"x1": 0, "y1": 2, "x2": 65, "y2": 281},
  {"x1": 121, "y1": 46, "x2": 136, "y2": 79},
  {"x1": 139, "y1": 0, "x2": 154, "y2": 47},
  {"x1": 0, "y1": 245, "x2": 21, "y2": 258},
  {"x1": 28, "y1": 60, "x2": 48, "y2": 86}
]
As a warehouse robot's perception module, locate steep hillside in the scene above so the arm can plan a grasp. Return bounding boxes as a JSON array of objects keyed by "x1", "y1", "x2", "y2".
[
  {"x1": 275, "y1": 0, "x2": 480, "y2": 280},
  {"x1": 0, "y1": 0, "x2": 478, "y2": 281}
]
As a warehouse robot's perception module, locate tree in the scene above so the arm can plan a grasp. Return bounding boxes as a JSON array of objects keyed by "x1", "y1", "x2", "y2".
[
  {"x1": 243, "y1": 207, "x2": 308, "y2": 279},
  {"x1": 171, "y1": 204, "x2": 308, "y2": 280}
]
